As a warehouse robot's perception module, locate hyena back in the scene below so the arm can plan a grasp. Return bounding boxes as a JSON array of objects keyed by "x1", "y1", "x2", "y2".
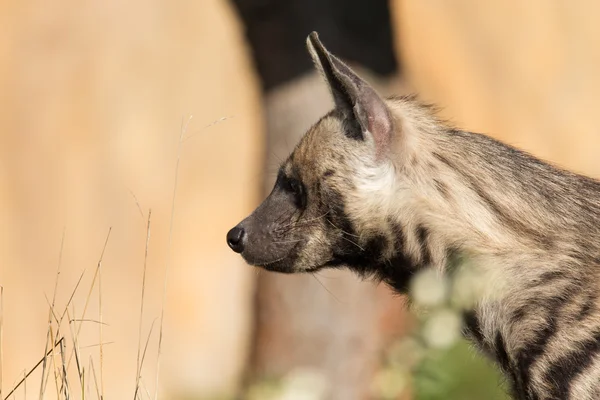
[{"x1": 227, "y1": 32, "x2": 600, "y2": 399}]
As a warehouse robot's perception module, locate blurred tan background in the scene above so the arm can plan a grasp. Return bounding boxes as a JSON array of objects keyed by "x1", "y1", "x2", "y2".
[{"x1": 0, "y1": 0, "x2": 598, "y2": 399}]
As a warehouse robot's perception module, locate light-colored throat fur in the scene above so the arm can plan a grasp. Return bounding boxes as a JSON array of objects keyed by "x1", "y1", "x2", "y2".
[{"x1": 350, "y1": 96, "x2": 600, "y2": 398}]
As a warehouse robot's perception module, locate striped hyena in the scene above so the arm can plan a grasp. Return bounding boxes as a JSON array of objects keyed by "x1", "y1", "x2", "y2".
[{"x1": 227, "y1": 32, "x2": 600, "y2": 399}]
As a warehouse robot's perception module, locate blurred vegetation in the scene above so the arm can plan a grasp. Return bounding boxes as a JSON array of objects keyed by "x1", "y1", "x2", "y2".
[
  {"x1": 374, "y1": 263, "x2": 510, "y2": 400},
  {"x1": 243, "y1": 262, "x2": 511, "y2": 400},
  {"x1": 373, "y1": 334, "x2": 508, "y2": 400},
  {"x1": 243, "y1": 336, "x2": 508, "y2": 400},
  {"x1": 413, "y1": 339, "x2": 508, "y2": 400}
]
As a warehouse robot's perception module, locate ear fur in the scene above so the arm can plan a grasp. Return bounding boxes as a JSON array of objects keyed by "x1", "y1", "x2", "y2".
[{"x1": 306, "y1": 31, "x2": 393, "y2": 159}]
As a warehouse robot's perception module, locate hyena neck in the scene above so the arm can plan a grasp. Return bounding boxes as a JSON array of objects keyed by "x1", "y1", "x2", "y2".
[
  {"x1": 369, "y1": 98, "x2": 600, "y2": 398},
  {"x1": 350, "y1": 99, "x2": 600, "y2": 292},
  {"x1": 385, "y1": 99, "x2": 600, "y2": 269}
]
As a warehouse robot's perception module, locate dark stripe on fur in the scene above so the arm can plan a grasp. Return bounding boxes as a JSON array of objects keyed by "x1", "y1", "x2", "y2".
[
  {"x1": 495, "y1": 332, "x2": 520, "y2": 396},
  {"x1": 432, "y1": 151, "x2": 549, "y2": 248},
  {"x1": 578, "y1": 294, "x2": 597, "y2": 321},
  {"x1": 537, "y1": 270, "x2": 568, "y2": 286},
  {"x1": 510, "y1": 306, "x2": 528, "y2": 326},
  {"x1": 522, "y1": 340, "x2": 555, "y2": 396},
  {"x1": 382, "y1": 252, "x2": 418, "y2": 292},
  {"x1": 518, "y1": 326, "x2": 556, "y2": 400},
  {"x1": 416, "y1": 225, "x2": 432, "y2": 266},
  {"x1": 326, "y1": 189, "x2": 419, "y2": 292},
  {"x1": 434, "y1": 178, "x2": 451, "y2": 200},
  {"x1": 326, "y1": 188, "x2": 358, "y2": 238},
  {"x1": 544, "y1": 330, "x2": 600, "y2": 398},
  {"x1": 383, "y1": 220, "x2": 418, "y2": 292},
  {"x1": 516, "y1": 286, "x2": 580, "y2": 398},
  {"x1": 463, "y1": 310, "x2": 485, "y2": 344},
  {"x1": 516, "y1": 312, "x2": 558, "y2": 396},
  {"x1": 389, "y1": 220, "x2": 406, "y2": 254}
]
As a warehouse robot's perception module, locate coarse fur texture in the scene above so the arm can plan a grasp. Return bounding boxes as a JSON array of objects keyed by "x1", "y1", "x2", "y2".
[{"x1": 227, "y1": 32, "x2": 600, "y2": 399}]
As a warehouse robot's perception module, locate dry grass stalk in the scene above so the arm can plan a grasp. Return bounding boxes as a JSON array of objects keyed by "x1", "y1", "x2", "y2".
[
  {"x1": 154, "y1": 115, "x2": 192, "y2": 400},
  {"x1": 89, "y1": 357, "x2": 100, "y2": 400},
  {"x1": 39, "y1": 230, "x2": 65, "y2": 400},
  {"x1": 66, "y1": 308, "x2": 83, "y2": 392},
  {"x1": 134, "y1": 210, "x2": 152, "y2": 399},
  {"x1": 65, "y1": 229, "x2": 112, "y2": 380},
  {"x1": 3, "y1": 338, "x2": 64, "y2": 400}
]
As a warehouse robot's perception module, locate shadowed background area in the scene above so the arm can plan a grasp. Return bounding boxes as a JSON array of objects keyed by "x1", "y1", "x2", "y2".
[{"x1": 0, "y1": 0, "x2": 599, "y2": 399}]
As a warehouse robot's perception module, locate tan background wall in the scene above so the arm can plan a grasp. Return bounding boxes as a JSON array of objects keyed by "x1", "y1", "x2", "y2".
[
  {"x1": 393, "y1": 0, "x2": 600, "y2": 178},
  {"x1": 0, "y1": 0, "x2": 261, "y2": 398}
]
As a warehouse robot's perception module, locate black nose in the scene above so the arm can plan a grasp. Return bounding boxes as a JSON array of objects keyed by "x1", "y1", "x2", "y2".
[{"x1": 227, "y1": 226, "x2": 246, "y2": 253}]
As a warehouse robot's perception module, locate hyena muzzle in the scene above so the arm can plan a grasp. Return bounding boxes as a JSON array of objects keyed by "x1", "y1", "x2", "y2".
[{"x1": 227, "y1": 32, "x2": 600, "y2": 400}]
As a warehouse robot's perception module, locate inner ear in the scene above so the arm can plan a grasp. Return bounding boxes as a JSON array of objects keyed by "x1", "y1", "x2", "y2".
[{"x1": 306, "y1": 32, "x2": 394, "y2": 160}]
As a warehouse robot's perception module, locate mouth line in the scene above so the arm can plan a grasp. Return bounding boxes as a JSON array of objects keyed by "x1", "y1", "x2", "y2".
[
  {"x1": 244, "y1": 239, "x2": 303, "y2": 268},
  {"x1": 243, "y1": 244, "x2": 337, "y2": 274},
  {"x1": 254, "y1": 255, "x2": 288, "y2": 267}
]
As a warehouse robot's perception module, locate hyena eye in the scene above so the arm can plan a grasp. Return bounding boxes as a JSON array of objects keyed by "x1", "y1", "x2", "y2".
[
  {"x1": 288, "y1": 179, "x2": 306, "y2": 207},
  {"x1": 281, "y1": 176, "x2": 305, "y2": 208},
  {"x1": 289, "y1": 179, "x2": 301, "y2": 197},
  {"x1": 277, "y1": 170, "x2": 306, "y2": 208}
]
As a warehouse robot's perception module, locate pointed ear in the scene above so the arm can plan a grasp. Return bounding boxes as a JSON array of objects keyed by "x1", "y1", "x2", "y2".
[{"x1": 306, "y1": 31, "x2": 393, "y2": 159}]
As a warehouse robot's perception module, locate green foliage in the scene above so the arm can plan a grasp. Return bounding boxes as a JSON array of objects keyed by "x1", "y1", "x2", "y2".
[
  {"x1": 373, "y1": 263, "x2": 511, "y2": 400},
  {"x1": 414, "y1": 339, "x2": 509, "y2": 400}
]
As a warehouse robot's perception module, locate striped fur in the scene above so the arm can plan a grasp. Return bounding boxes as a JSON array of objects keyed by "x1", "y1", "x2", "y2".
[{"x1": 227, "y1": 33, "x2": 600, "y2": 399}]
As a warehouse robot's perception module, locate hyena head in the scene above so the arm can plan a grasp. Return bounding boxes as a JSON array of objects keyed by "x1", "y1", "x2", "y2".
[{"x1": 227, "y1": 32, "x2": 429, "y2": 289}]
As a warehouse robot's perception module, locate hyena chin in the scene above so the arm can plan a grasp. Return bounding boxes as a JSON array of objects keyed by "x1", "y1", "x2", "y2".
[{"x1": 227, "y1": 32, "x2": 600, "y2": 399}]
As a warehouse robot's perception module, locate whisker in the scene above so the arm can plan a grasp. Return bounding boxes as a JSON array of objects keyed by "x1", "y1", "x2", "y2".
[
  {"x1": 342, "y1": 237, "x2": 365, "y2": 251},
  {"x1": 314, "y1": 271, "x2": 339, "y2": 280},
  {"x1": 275, "y1": 222, "x2": 320, "y2": 235},
  {"x1": 323, "y1": 219, "x2": 365, "y2": 250},
  {"x1": 311, "y1": 274, "x2": 343, "y2": 304},
  {"x1": 277, "y1": 211, "x2": 329, "y2": 231},
  {"x1": 274, "y1": 211, "x2": 293, "y2": 225},
  {"x1": 274, "y1": 221, "x2": 322, "y2": 236},
  {"x1": 326, "y1": 219, "x2": 361, "y2": 238}
]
